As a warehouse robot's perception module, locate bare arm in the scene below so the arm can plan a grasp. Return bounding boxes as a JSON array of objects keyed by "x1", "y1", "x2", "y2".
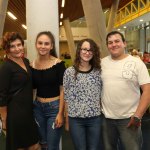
[
  {"x1": 55, "y1": 85, "x2": 64, "y2": 128},
  {"x1": 64, "y1": 102, "x2": 69, "y2": 131},
  {"x1": 134, "y1": 83, "x2": 150, "y2": 118},
  {"x1": 0, "y1": 106, "x2": 7, "y2": 130},
  {"x1": 58, "y1": 86, "x2": 64, "y2": 115}
]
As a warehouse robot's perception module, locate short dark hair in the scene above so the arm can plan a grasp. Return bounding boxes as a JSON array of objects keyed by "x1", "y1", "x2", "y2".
[
  {"x1": 35, "y1": 31, "x2": 57, "y2": 57},
  {"x1": 106, "y1": 31, "x2": 125, "y2": 44},
  {"x1": 1, "y1": 32, "x2": 24, "y2": 51}
]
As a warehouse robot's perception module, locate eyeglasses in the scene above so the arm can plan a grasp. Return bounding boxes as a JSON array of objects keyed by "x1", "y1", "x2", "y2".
[{"x1": 81, "y1": 48, "x2": 93, "y2": 54}]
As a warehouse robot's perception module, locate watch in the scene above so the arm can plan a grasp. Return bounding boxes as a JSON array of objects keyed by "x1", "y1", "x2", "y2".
[{"x1": 133, "y1": 116, "x2": 141, "y2": 123}]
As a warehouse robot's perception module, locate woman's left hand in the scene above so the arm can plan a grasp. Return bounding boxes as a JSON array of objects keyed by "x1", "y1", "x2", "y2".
[{"x1": 55, "y1": 113, "x2": 64, "y2": 128}]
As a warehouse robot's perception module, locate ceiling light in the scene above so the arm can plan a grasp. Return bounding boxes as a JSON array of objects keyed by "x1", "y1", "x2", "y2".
[
  {"x1": 60, "y1": 13, "x2": 63, "y2": 19},
  {"x1": 7, "y1": 11, "x2": 17, "y2": 20},
  {"x1": 118, "y1": 29, "x2": 120, "y2": 31},
  {"x1": 60, "y1": 22, "x2": 62, "y2": 26},
  {"x1": 61, "y1": 0, "x2": 65, "y2": 7},
  {"x1": 22, "y1": 24, "x2": 27, "y2": 29},
  {"x1": 140, "y1": 19, "x2": 143, "y2": 22},
  {"x1": 123, "y1": 26, "x2": 127, "y2": 29},
  {"x1": 104, "y1": 9, "x2": 109, "y2": 13}
]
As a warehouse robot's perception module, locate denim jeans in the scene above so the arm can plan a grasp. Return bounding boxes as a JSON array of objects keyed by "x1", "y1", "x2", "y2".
[
  {"x1": 102, "y1": 115, "x2": 142, "y2": 150},
  {"x1": 69, "y1": 115, "x2": 102, "y2": 150},
  {"x1": 33, "y1": 100, "x2": 62, "y2": 150}
]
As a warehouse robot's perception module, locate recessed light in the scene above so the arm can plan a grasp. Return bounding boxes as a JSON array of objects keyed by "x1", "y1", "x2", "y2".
[
  {"x1": 123, "y1": 26, "x2": 127, "y2": 29},
  {"x1": 60, "y1": 22, "x2": 62, "y2": 26},
  {"x1": 22, "y1": 24, "x2": 27, "y2": 29},
  {"x1": 140, "y1": 19, "x2": 143, "y2": 22},
  {"x1": 61, "y1": 0, "x2": 65, "y2": 7},
  {"x1": 118, "y1": 29, "x2": 121, "y2": 31},
  {"x1": 104, "y1": 9, "x2": 109, "y2": 13},
  {"x1": 7, "y1": 11, "x2": 17, "y2": 20},
  {"x1": 60, "y1": 13, "x2": 63, "y2": 19}
]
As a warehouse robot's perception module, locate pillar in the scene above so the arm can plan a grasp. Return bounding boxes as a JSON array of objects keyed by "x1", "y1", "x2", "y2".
[
  {"x1": 26, "y1": 1, "x2": 62, "y2": 148},
  {"x1": 26, "y1": 0, "x2": 59, "y2": 61},
  {"x1": 63, "y1": 18, "x2": 76, "y2": 62},
  {"x1": 81, "y1": 0, "x2": 108, "y2": 58},
  {"x1": 107, "y1": 0, "x2": 120, "y2": 33},
  {"x1": 140, "y1": 28, "x2": 146, "y2": 52},
  {"x1": 0, "y1": 0, "x2": 8, "y2": 38}
]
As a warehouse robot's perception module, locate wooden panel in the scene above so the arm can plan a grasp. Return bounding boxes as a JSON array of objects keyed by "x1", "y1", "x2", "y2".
[{"x1": 3, "y1": 0, "x2": 131, "y2": 39}]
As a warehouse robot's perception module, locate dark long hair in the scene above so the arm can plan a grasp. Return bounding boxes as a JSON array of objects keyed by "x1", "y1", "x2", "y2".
[
  {"x1": 74, "y1": 38, "x2": 101, "y2": 77},
  {"x1": 35, "y1": 31, "x2": 57, "y2": 57}
]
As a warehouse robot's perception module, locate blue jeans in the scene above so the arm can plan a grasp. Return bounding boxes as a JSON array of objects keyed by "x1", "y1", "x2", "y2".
[
  {"x1": 33, "y1": 100, "x2": 62, "y2": 150},
  {"x1": 102, "y1": 115, "x2": 142, "y2": 150},
  {"x1": 69, "y1": 116, "x2": 102, "y2": 150}
]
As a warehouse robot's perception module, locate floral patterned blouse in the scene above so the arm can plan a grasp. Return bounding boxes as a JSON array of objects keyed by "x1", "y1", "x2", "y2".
[{"x1": 63, "y1": 66, "x2": 102, "y2": 118}]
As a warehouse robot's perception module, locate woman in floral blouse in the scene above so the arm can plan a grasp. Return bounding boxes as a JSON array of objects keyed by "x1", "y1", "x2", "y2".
[{"x1": 63, "y1": 38, "x2": 102, "y2": 150}]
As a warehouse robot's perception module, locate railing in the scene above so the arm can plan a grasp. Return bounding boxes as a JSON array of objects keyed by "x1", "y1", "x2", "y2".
[{"x1": 114, "y1": 0, "x2": 150, "y2": 27}]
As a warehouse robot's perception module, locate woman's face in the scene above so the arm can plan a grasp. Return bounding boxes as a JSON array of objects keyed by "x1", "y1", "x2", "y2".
[
  {"x1": 36, "y1": 34, "x2": 53, "y2": 56},
  {"x1": 80, "y1": 41, "x2": 93, "y2": 63},
  {"x1": 8, "y1": 39, "x2": 24, "y2": 59}
]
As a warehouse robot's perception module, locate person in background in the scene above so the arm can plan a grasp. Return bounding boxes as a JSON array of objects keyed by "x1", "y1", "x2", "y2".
[
  {"x1": 131, "y1": 49, "x2": 141, "y2": 59},
  {"x1": 63, "y1": 38, "x2": 102, "y2": 150},
  {"x1": 0, "y1": 32, "x2": 39, "y2": 150},
  {"x1": 143, "y1": 51, "x2": 150, "y2": 63},
  {"x1": 101, "y1": 31, "x2": 150, "y2": 150},
  {"x1": 31, "y1": 31, "x2": 65, "y2": 150}
]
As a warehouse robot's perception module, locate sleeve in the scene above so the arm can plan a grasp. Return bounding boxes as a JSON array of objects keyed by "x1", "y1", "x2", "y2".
[
  {"x1": 0, "y1": 62, "x2": 11, "y2": 106},
  {"x1": 57, "y1": 61, "x2": 66, "y2": 85},
  {"x1": 138, "y1": 60, "x2": 150, "y2": 85},
  {"x1": 30, "y1": 66, "x2": 37, "y2": 89},
  {"x1": 63, "y1": 68, "x2": 72, "y2": 102}
]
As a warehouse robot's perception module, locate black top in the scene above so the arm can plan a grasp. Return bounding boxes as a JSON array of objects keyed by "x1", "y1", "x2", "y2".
[
  {"x1": 0, "y1": 58, "x2": 38, "y2": 150},
  {"x1": 31, "y1": 61, "x2": 66, "y2": 98}
]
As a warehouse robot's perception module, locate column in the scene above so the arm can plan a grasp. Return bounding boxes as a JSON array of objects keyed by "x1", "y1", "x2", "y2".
[
  {"x1": 107, "y1": 0, "x2": 119, "y2": 33},
  {"x1": 140, "y1": 28, "x2": 146, "y2": 52},
  {"x1": 26, "y1": 0, "x2": 59, "y2": 61},
  {"x1": 0, "y1": 0, "x2": 8, "y2": 38},
  {"x1": 63, "y1": 18, "x2": 75, "y2": 62},
  {"x1": 81, "y1": 0, "x2": 108, "y2": 58}
]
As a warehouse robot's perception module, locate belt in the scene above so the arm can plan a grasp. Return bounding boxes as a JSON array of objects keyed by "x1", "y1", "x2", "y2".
[{"x1": 36, "y1": 96, "x2": 59, "y2": 103}]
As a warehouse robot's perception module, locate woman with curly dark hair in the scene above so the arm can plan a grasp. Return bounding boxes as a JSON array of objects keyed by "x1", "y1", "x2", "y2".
[
  {"x1": 63, "y1": 38, "x2": 103, "y2": 150},
  {"x1": 0, "y1": 32, "x2": 39, "y2": 150}
]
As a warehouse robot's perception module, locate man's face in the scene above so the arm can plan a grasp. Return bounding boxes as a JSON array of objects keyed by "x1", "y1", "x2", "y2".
[{"x1": 107, "y1": 34, "x2": 126, "y2": 59}]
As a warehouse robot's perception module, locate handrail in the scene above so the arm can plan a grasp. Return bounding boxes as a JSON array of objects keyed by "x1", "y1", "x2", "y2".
[{"x1": 114, "y1": 0, "x2": 150, "y2": 27}]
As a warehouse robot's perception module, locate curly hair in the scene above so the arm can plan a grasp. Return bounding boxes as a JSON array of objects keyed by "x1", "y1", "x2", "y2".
[
  {"x1": 74, "y1": 38, "x2": 101, "y2": 77},
  {"x1": 35, "y1": 31, "x2": 57, "y2": 57},
  {"x1": 1, "y1": 32, "x2": 24, "y2": 51}
]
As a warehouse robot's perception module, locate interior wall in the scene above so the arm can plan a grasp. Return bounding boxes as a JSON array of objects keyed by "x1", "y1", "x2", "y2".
[
  {"x1": 125, "y1": 29, "x2": 140, "y2": 51},
  {"x1": 59, "y1": 41, "x2": 69, "y2": 59}
]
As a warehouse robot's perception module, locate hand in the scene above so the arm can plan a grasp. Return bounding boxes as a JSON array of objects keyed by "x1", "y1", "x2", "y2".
[
  {"x1": 1, "y1": 118, "x2": 7, "y2": 130},
  {"x1": 55, "y1": 113, "x2": 64, "y2": 128},
  {"x1": 65, "y1": 116, "x2": 69, "y2": 131},
  {"x1": 127, "y1": 116, "x2": 141, "y2": 129}
]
